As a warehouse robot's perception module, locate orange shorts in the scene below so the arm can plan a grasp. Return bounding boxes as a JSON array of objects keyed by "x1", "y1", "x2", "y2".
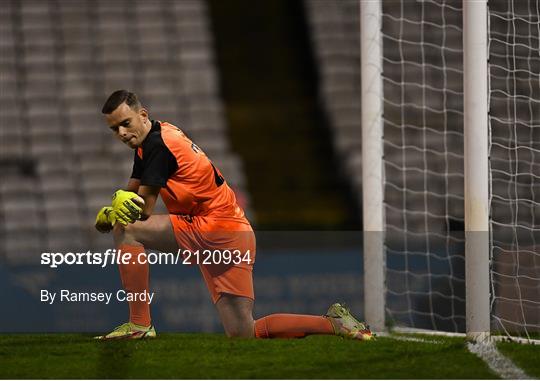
[{"x1": 169, "y1": 214, "x2": 256, "y2": 303}]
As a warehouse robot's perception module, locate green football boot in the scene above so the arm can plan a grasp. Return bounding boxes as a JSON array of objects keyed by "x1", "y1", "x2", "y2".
[
  {"x1": 94, "y1": 322, "x2": 156, "y2": 340},
  {"x1": 325, "y1": 303, "x2": 374, "y2": 340}
]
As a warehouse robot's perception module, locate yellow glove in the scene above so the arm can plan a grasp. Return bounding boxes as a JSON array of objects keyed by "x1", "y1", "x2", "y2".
[
  {"x1": 111, "y1": 190, "x2": 145, "y2": 223},
  {"x1": 95, "y1": 206, "x2": 128, "y2": 233}
]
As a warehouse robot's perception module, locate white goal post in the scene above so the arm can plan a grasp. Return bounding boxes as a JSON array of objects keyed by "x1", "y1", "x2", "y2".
[
  {"x1": 361, "y1": 0, "x2": 539, "y2": 343},
  {"x1": 360, "y1": 0, "x2": 385, "y2": 334},
  {"x1": 463, "y1": 0, "x2": 490, "y2": 343}
]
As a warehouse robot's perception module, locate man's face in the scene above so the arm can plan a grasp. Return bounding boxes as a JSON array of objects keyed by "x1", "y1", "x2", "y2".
[{"x1": 105, "y1": 102, "x2": 150, "y2": 149}]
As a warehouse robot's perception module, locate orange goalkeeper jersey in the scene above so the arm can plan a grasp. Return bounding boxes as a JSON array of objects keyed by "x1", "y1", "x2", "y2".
[{"x1": 131, "y1": 120, "x2": 248, "y2": 223}]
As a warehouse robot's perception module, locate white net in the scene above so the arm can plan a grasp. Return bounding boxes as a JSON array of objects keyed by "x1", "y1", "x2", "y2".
[
  {"x1": 381, "y1": 0, "x2": 466, "y2": 333},
  {"x1": 381, "y1": 0, "x2": 539, "y2": 339},
  {"x1": 488, "y1": 0, "x2": 540, "y2": 339}
]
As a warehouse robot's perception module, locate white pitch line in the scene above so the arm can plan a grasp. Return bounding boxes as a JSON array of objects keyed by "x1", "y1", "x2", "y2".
[
  {"x1": 492, "y1": 335, "x2": 540, "y2": 346},
  {"x1": 467, "y1": 341, "x2": 532, "y2": 380},
  {"x1": 385, "y1": 331, "x2": 533, "y2": 379},
  {"x1": 393, "y1": 326, "x2": 467, "y2": 338},
  {"x1": 390, "y1": 335, "x2": 444, "y2": 344},
  {"x1": 377, "y1": 332, "x2": 444, "y2": 344}
]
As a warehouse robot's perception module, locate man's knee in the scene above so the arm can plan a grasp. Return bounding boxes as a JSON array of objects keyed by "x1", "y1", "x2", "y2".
[
  {"x1": 223, "y1": 320, "x2": 254, "y2": 338},
  {"x1": 217, "y1": 297, "x2": 254, "y2": 338},
  {"x1": 113, "y1": 222, "x2": 139, "y2": 245}
]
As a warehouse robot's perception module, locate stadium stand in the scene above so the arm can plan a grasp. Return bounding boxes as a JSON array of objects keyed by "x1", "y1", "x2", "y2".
[
  {"x1": 0, "y1": 0, "x2": 249, "y2": 262},
  {"x1": 304, "y1": 0, "x2": 465, "y2": 233},
  {"x1": 303, "y1": 0, "x2": 363, "y2": 194},
  {"x1": 208, "y1": 0, "x2": 359, "y2": 229}
]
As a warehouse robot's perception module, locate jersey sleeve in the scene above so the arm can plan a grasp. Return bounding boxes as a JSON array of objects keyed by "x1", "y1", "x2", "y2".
[
  {"x1": 130, "y1": 149, "x2": 143, "y2": 179},
  {"x1": 140, "y1": 133, "x2": 178, "y2": 187}
]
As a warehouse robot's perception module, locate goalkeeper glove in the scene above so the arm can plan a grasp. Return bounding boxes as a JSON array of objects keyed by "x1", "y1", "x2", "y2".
[
  {"x1": 95, "y1": 206, "x2": 128, "y2": 233},
  {"x1": 111, "y1": 190, "x2": 145, "y2": 223}
]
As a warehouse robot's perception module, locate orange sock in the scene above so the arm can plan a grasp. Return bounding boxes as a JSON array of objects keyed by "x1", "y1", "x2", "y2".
[
  {"x1": 254, "y1": 314, "x2": 334, "y2": 338},
  {"x1": 118, "y1": 244, "x2": 151, "y2": 327}
]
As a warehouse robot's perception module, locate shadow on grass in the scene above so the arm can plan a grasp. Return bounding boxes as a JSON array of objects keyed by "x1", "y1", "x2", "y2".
[
  {"x1": 96, "y1": 340, "x2": 136, "y2": 379},
  {"x1": 0, "y1": 333, "x2": 91, "y2": 347}
]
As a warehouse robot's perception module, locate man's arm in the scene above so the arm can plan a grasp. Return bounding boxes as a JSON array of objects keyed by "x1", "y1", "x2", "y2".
[
  {"x1": 137, "y1": 185, "x2": 161, "y2": 220},
  {"x1": 120, "y1": 129, "x2": 175, "y2": 221},
  {"x1": 110, "y1": 180, "x2": 160, "y2": 223},
  {"x1": 126, "y1": 178, "x2": 141, "y2": 193}
]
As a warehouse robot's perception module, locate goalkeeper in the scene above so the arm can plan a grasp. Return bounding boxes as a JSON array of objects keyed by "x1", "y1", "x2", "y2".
[{"x1": 94, "y1": 90, "x2": 373, "y2": 341}]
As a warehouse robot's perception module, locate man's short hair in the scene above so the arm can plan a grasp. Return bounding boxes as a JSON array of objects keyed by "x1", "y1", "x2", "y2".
[{"x1": 101, "y1": 90, "x2": 141, "y2": 114}]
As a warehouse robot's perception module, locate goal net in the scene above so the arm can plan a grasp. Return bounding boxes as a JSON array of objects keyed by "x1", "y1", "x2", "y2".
[
  {"x1": 382, "y1": 0, "x2": 466, "y2": 333},
  {"x1": 488, "y1": 0, "x2": 540, "y2": 339},
  {"x1": 379, "y1": 0, "x2": 539, "y2": 340}
]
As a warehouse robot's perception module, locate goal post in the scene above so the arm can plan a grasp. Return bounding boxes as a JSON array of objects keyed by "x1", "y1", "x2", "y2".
[
  {"x1": 360, "y1": 1, "x2": 385, "y2": 332},
  {"x1": 463, "y1": 0, "x2": 491, "y2": 342},
  {"x1": 360, "y1": 0, "x2": 385, "y2": 334}
]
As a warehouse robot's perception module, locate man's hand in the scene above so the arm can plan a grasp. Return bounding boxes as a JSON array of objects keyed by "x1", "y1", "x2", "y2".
[
  {"x1": 111, "y1": 190, "x2": 145, "y2": 223},
  {"x1": 95, "y1": 206, "x2": 128, "y2": 233}
]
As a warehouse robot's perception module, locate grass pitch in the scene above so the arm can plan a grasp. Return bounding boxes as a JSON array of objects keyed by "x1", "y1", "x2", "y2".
[
  {"x1": 0, "y1": 333, "x2": 530, "y2": 379},
  {"x1": 497, "y1": 341, "x2": 540, "y2": 378}
]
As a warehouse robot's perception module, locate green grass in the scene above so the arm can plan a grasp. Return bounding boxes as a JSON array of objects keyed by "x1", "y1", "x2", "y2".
[
  {"x1": 0, "y1": 333, "x2": 499, "y2": 379},
  {"x1": 497, "y1": 341, "x2": 540, "y2": 379}
]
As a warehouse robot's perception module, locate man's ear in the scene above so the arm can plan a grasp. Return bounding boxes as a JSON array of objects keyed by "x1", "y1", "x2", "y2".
[{"x1": 140, "y1": 108, "x2": 149, "y2": 122}]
